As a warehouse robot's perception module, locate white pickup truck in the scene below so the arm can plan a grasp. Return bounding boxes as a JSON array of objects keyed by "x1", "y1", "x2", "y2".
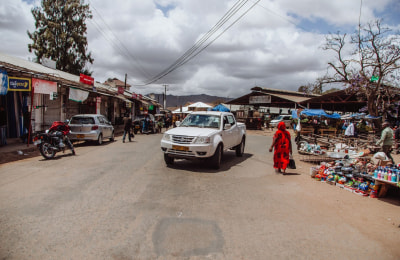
[{"x1": 160, "y1": 111, "x2": 246, "y2": 169}]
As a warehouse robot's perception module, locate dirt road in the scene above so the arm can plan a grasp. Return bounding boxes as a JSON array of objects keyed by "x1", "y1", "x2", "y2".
[{"x1": 0, "y1": 131, "x2": 399, "y2": 259}]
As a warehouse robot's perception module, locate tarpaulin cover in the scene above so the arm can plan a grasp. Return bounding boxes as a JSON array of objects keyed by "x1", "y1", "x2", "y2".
[
  {"x1": 292, "y1": 109, "x2": 341, "y2": 119},
  {"x1": 211, "y1": 104, "x2": 230, "y2": 112},
  {"x1": 69, "y1": 87, "x2": 89, "y2": 102}
]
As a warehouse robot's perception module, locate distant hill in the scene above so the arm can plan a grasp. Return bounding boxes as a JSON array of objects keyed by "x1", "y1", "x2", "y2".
[{"x1": 147, "y1": 93, "x2": 230, "y2": 108}]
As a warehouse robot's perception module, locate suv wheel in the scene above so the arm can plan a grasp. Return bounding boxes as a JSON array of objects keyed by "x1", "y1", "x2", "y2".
[
  {"x1": 210, "y1": 144, "x2": 223, "y2": 169},
  {"x1": 164, "y1": 154, "x2": 174, "y2": 166}
]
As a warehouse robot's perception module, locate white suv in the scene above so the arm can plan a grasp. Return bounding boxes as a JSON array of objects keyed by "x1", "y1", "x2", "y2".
[{"x1": 269, "y1": 115, "x2": 292, "y2": 128}]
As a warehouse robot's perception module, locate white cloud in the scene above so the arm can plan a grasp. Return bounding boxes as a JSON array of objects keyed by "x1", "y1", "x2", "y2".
[{"x1": 1, "y1": 0, "x2": 397, "y2": 98}]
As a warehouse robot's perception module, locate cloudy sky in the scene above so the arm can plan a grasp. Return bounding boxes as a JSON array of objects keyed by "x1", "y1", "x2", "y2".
[{"x1": 1, "y1": 0, "x2": 399, "y2": 98}]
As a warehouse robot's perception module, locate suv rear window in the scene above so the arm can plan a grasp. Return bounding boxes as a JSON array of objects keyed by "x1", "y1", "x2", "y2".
[{"x1": 70, "y1": 117, "x2": 95, "y2": 124}]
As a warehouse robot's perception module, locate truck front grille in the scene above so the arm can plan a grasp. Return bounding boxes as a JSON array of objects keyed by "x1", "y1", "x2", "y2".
[{"x1": 172, "y1": 135, "x2": 195, "y2": 144}]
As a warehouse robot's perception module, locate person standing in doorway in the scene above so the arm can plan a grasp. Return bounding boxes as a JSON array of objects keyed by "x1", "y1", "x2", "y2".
[
  {"x1": 122, "y1": 114, "x2": 133, "y2": 143},
  {"x1": 269, "y1": 121, "x2": 292, "y2": 174},
  {"x1": 376, "y1": 121, "x2": 395, "y2": 164}
]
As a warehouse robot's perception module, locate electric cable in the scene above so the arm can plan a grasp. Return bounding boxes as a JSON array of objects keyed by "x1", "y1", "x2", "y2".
[
  {"x1": 88, "y1": 0, "x2": 151, "y2": 80},
  {"x1": 144, "y1": 0, "x2": 256, "y2": 85}
]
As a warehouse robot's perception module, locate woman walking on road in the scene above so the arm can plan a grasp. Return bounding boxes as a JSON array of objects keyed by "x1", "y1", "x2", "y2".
[{"x1": 269, "y1": 121, "x2": 292, "y2": 173}]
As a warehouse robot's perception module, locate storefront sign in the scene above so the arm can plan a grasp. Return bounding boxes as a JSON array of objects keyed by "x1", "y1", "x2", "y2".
[
  {"x1": 32, "y1": 78, "x2": 57, "y2": 94},
  {"x1": 79, "y1": 74, "x2": 94, "y2": 86},
  {"x1": 0, "y1": 69, "x2": 8, "y2": 95},
  {"x1": 50, "y1": 92, "x2": 58, "y2": 100},
  {"x1": 118, "y1": 87, "x2": 124, "y2": 94},
  {"x1": 132, "y1": 93, "x2": 137, "y2": 99},
  {"x1": 8, "y1": 77, "x2": 31, "y2": 91},
  {"x1": 249, "y1": 95, "x2": 271, "y2": 104}
]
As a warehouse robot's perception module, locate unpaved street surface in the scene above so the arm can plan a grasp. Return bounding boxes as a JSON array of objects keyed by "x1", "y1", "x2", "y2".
[{"x1": 0, "y1": 131, "x2": 399, "y2": 259}]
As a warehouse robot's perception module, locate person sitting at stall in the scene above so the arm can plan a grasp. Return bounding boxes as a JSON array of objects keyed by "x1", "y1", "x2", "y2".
[{"x1": 357, "y1": 119, "x2": 368, "y2": 135}]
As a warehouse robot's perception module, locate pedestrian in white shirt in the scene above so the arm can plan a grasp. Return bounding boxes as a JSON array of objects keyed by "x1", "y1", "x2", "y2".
[{"x1": 345, "y1": 121, "x2": 355, "y2": 137}]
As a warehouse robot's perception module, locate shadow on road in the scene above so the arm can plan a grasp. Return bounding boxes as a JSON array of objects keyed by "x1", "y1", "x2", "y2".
[{"x1": 165, "y1": 151, "x2": 253, "y2": 173}]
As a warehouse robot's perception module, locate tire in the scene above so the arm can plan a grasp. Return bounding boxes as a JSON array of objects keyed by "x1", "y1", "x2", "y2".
[
  {"x1": 97, "y1": 134, "x2": 103, "y2": 145},
  {"x1": 109, "y1": 131, "x2": 115, "y2": 142},
  {"x1": 235, "y1": 137, "x2": 245, "y2": 157},
  {"x1": 210, "y1": 144, "x2": 223, "y2": 169},
  {"x1": 134, "y1": 129, "x2": 138, "y2": 135},
  {"x1": 40, "y1": 142, "x2": 56, "y2": 159},
  {"x1": 164, "y1": 153, "x2": 174, "y2": 166}
]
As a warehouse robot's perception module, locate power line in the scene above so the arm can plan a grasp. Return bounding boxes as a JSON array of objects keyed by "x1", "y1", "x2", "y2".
[
  {"x1": 144, "y1": 0, "x2": 249, "y2": 84},
  {"x1": 144, "y1": 0, "x2": 260, "y2": 85},
  {"x1": 251, "y1": 0, "x2": 308, "y2": 31},
  {"x1": 87, "y1": 0, "x2": 151, "y2": 81}
]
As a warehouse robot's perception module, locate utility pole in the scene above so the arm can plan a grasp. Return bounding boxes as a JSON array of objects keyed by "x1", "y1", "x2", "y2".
[{"x1": 163, "y1": 84, "x2": 168, "y2": 109}]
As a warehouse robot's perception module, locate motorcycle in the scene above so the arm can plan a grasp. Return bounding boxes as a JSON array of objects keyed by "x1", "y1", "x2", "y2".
[{"x1": 33, "y1": 121, "x2": 75, "y2": 159}]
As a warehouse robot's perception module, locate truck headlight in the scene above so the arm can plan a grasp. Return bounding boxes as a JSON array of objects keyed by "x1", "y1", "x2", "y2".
[
  {"x1": 162, "y1": 133, "x2": 172, "y2": 141},
  {"x1": 195, "y1": 136, "x2": 210, "y2": 144}
]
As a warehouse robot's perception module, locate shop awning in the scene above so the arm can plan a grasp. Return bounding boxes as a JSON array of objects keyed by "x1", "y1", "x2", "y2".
[
  {"x1": 140, "y1": 100, "x2": 149, "y2": 106},
  {"x1": 117, "y1": 95, "x2": 132, "y2": 103}
]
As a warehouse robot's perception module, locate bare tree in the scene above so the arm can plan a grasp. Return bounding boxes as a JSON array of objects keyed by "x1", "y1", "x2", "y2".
[
  {"x1": 298, "y1": 83, "x2": 323, "y2": 95},
  {"x1": 320, "y1": 19, "x2": 400, "y2": 117}
]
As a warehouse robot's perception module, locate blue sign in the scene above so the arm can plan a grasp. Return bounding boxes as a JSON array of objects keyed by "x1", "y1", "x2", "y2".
[
  {"x1": 8, "y1": 77, "x2": 31, "y2": 91},
  {"x1": 0, "y1": 69, "x2": 8, "y2": 95}
]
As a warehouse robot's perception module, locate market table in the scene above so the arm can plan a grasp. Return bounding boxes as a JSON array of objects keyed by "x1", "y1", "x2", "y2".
[
  {"x1": 300, "y1": 127, "x2": 314, "y2": 136},
  {"x1": 373, "y1": 178, "x2": 399, "y2": 197},
  {"x1": 319, "y1": 128, "x2": 337, "y2": 137}
]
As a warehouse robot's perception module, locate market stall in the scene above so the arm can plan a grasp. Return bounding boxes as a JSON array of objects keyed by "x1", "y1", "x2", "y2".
[
  {"x1": 308, "y1": 151, "x2": 400, "y2": 198},
  {"x1": 292, "y1": 109, "x2": 341, "y2": 136}
]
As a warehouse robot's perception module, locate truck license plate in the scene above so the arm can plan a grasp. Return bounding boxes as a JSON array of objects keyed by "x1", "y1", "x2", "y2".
[
  {"x1": 77, "y1": 134, "x2": 85, "y2": 138},
  {"x1": 172, "y1": 145, "x2": 189, "y2": 151}
]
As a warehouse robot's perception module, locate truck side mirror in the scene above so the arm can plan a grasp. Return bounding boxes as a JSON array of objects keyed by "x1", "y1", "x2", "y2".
[
  {"x1": 224, "y1": 123, "x2": 231, "y2": 130},
  {"x1": 175, "y1": 121, "x2": 181, "y2": 127}
]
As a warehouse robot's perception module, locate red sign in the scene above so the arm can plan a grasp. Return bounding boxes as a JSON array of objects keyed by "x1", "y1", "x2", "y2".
[
  {"x1": 79, "y1": 74, "x2": 94, "y2": 86},
  {"x1": 132, "y1": 93, "x2": 137, "y2": 99},
  {"x1": 139, "y1": 94, "x2": 142, "y2": 100},
  {"x1": 118, "y1": 87, "x2": 124, "y2": 94}
]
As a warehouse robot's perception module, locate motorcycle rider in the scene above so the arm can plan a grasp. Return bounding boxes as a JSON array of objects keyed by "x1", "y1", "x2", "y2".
[{"x1": 48, "y1": 121, "x2": 75, "y2": 155}]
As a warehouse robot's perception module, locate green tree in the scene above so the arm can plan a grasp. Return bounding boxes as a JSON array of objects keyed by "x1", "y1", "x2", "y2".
[
  {"x1": 27, "y1": 0, "x2": 93, "y2": 75},
  {"x1": 320, "y1": 19, "x2": 400, "y2": 117}
]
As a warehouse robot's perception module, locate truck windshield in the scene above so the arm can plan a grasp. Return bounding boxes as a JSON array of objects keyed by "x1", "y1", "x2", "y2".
[{"x1": 180, "y1": 114, "x2": 220, "y2": 128}]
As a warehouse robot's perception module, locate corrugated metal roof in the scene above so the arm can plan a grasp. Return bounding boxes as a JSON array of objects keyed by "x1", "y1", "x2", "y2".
[
  {"x1": 0, "y1": 52, "x2": 122, "y2": 96},
  {"x1": 0, "y1": 52, "x2": 79, "y2": 82},
  {"x1": 269, "y1": 93, "x2": 311, "y2": 103}
]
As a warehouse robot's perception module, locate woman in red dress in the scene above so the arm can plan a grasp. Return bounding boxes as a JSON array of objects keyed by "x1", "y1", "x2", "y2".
[{"x1": 269, "y1": 121, "x2": 292, "y2": 173}]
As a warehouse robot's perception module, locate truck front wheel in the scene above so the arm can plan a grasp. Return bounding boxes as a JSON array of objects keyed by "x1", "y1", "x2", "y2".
[
  {"x1": 210, "y1": 144, "x2": 223, "y2": 169},
  {"x1": 164, "y1": 154, "x2": 174, "y2": 166},
  {"x1": 235, "y1": 137, "x2": 245, "y2": 157}
]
